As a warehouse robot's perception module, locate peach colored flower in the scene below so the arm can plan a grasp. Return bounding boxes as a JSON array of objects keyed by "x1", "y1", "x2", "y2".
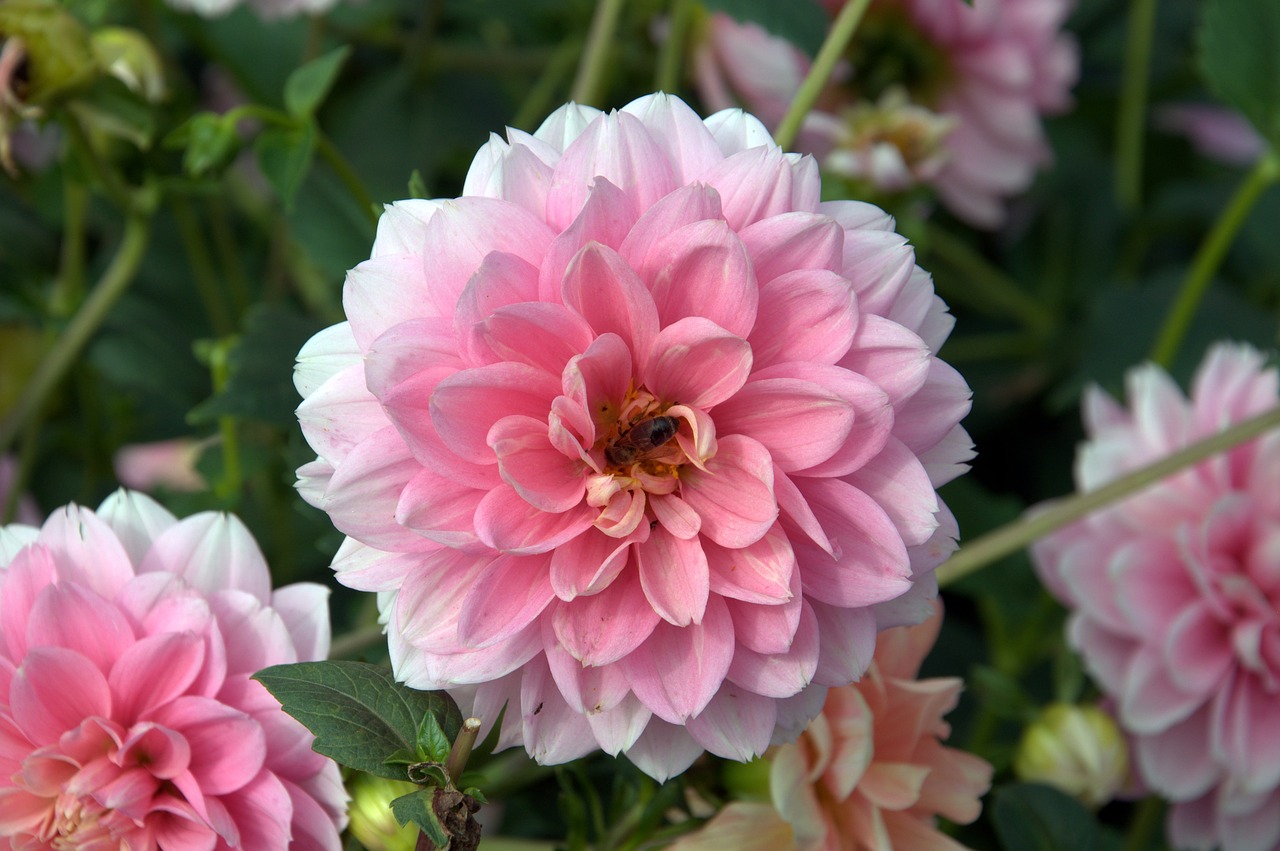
[
  {"x1": 673, "y1": 601, "x2": 992, "y2": 850},
  {"x1": 294, "y1": 93, "x2": 972, "y2": 781},
  {"x1": 1032, "y1": 343, "x2": 1280, "y2": 851}
]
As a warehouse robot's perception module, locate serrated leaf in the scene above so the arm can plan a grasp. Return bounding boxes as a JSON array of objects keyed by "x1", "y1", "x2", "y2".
[
  {"x1": 256, "y1": 121, "x2": 317, "y2": 210},
  {"x1": 699, "y1": 0, "x2": 829, "y2": 57},
  {"x1": 188, "y1": 304, "x2": 324, "y2": 428},
  {"x1": 992, "y1": 783, "x2": 1102, "y2": 851},
  {"x1": 418, "y1": 710, "x2": 452, "y2": 764},
  {"x1": 392, "y1": 789, "x2": 450, "y2": 848},
  {"x1": 285, "y1": 46, "x2": 351, "y2": 119},
  {"x1": 1199, "y1": 0, "x2": 1280, "y2": 150},
  {"x1": 253, "y1": 661, "x2": 463, "y2": 780}
]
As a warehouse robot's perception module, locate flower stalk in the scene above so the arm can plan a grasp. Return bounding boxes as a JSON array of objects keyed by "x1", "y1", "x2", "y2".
[
  {"x1": 774, "y1": 0, "x2": 873, "y2": 150},
  {"x1": 937, "y1": 401, "x2": 1280, "y2": 586},
  {"x1": 1114, "y1": 0, "x2": 1159, "y2": 210},
  {"x1": 570, "y1": 0, "x2": 625, "y2": 106}
]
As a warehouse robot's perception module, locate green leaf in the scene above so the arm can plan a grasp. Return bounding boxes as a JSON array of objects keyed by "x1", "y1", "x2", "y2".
[
  {"x1": 253, "y1": 661, "x2": 463, "y2": 780},
  {"x1": 391, "y1": 788, "x2": 450, "y2": 849},
  {"x1": 284, "y1": 46, "x2": 351, "y2": 119},
  {"x1": 168, "y1": 113, "x2": 241, "y2": 178},
  {"x1": 255, "y1": 121, "x2": 317, "y2": 210},
  {"x1": 992, "y1": 783, "x2": 1102, "y2": 851},
  {"x1": 418, "y1": 710, "x2": 452, "y2": 764},
  {"x1": 188, "y1": 304, "x2": 324, "y2": 428},
  {"x1": 66, "y1": 76, "x2": 155, "y2": 149},
  {"x1": 1199, "y1": 0, "x2": 1280, "y2": 149},
  {"x1": 698, "y1": 0, "x2": 828, "y2": 57}
]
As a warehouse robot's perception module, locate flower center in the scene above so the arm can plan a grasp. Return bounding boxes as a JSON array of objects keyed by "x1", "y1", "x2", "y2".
[
  {"x1": 597, "y1": 389, "x2": 683, "y2": 477},
  {"x1": 48, "y1": 791, "x2": 116, "y2": 849},
  {"x1": 842, "y1": 7, "x2": 952, "y2": 106}
]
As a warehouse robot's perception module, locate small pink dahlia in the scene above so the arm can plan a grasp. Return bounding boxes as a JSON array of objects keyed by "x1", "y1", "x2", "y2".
[
  {"x1": 295, "y1": 93, "x2": 972, "y2": 780},
  {"x1": 0, "y1": 490, "x2": 347, "y2": 849},
  {"x1": 694, "y1": 0, "x2": 1078, "y2": 227},
  {"x1": 671, "y1": 601, "x2": 993, "y2": 851},
  {"x1": 1032, "y1": 343, "x2": 1280, "y2": 851}
]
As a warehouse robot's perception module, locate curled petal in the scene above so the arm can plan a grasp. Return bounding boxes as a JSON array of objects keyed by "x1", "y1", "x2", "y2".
[
  {"x1": 680, "y1": 434, "x2": 777, "y2": 548},
  {"x1": 644, "y1": 318, "x2": 753, "y2": 411},
  {"x1": 474, "y1": 485, "x2": 595, "y2": 554},
  {"x1": 490, "y1": 415, "x2": 587, "y2": 513}
]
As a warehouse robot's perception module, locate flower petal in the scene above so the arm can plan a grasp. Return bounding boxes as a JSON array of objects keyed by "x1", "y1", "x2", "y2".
[
  {"x1": 713, "y1": 377, "x2": 855, "y2": 472},
  {"x1": 637, "y1": 526, "x2": 711, "y2": 627},
  {"x1": 680, "y1": 434, "x2": 777, "y2": 548},
  {"x1": 474, "y1": 484, "x2": 595, "y2": 554},
  {"x1": 551, "y1": 565, "x2": 660, "y2": 666},
  {"x1": 457, "y1": 553, "x2": 556, "y2": 649},
  {"x1": 490, "y1": 415, "x2": 587, "y2": 513},
  {"x1": 624, "y1": 595, "x2": 735, "y2": 723}
]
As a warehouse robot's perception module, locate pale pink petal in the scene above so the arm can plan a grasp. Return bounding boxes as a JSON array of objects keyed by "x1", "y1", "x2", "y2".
[
  {"x1": 644, "y1": 317, "x2": 753, "y2": 410},
  {"x1": 474, "y1": 485, "x2": 595, "y2": 554},
  {"x1": 639, "y1": 220, "x2": 758, "y2": 338},
  {"x1": 457, "y1": 553, "x2": 556, "y2": 649},
  {"x1": 685, "y1": 685, "x2": 778, "y2": 761},
  {"x1": 560, "y1": 243, "x2": 660, "y2": 365},
  {"x1": 538, "y1": 178, "x2": 638, "y2": 302},
  {"x1": 704, "y1": 523, "x2": 795, "y2": 604},
  {"x1": 11, "y1": 647, "x2": 112, "y2": 745},
  {"x1": 551, "y1": 566, "x2": 660, "y2": 666},
  {"x1": 396, "y1": 468, "x2": 487, "y2": 551},
  {"x1": 737, "y1": 212, "x2": 843, "y2": 284},
  {"x1": 726, "y1": 599, "x2": 819, "y2": 698},
  {"x1": 712, "y1": 377, "x2": 855, "y2": 472},
  {"x1": 269, "y1": 583, "x2": 332, "y2": 663},
  {"x1": 748, "y1": 269, "x2": 858, "y2": 370},
  {"x1": 472, "y1": 302, "x2": 595, "y2": 374},
  {"x1": 38, "y1": 504, "x2": 136, "y2": 598},
  {"x1": 636, "y1": 526, "x2": 710, "y2": 626},
  {"x1": 622, "y1": 718, "x2": 705, "y2": 783},
  {"x1": 430, "y1": 362, "x2": 561, "y2": 467},
  {"x1": 624, "y1": 595, "x2": 734, "y2": 723},
  {"x1": 490, "y1": 415, "x2": 587, "y2": 513},
  {"x1": 139, "y1": 511, "x2": 271, "y2": 602},
  {"x1": 548, "y1": 527, "x2": 640, "y2": 600}
]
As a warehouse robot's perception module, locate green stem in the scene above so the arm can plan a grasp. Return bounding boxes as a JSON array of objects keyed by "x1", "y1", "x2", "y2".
[
  {"x1": 570, "y1": 0, "x2": 626, "y2": 106},
  {"x1": 316, "y1": 132, "x2": 380, "y2": 227},
  {"x1": 445, "y1": 718, "x2": 482, "y2": 781},
  {"x1": 207, "y1": 342, "x2": 242, "y2": 500},
  {"x1": 208, "y1": 198, "x2": 252, "y2": 317},
  {"x1": 328, "y1": 624, "x2": 387, "y2": 659},
  {"x1": 172, "y1": 197, "x2": 234, "y2": 335},
  {"x1": 1148, "y1": 151, "x2": 1279, "y2": 367},
  {"x1": 1114, "y1": 0, "x2": 1158, "y2": 211},
  {"x1": 654, "y1": 0, "x2": 694, "y2": 94},
  {"x1": 0, "y1": 216, "x2": 151, "y2": 454},
  {"x1": 774, "y1": 0, "x2": 872, "y2": 150},
  {"x1": 50, "y1": 180, "x2": 88, "y2": 318},
  {"x1": 925, "y1": 224, "x2": 1055, "y2": 334},
  {"x1": 937, "y1": 403, "x2": 1280, "y2": 586},
  {"x1": 1121, "y1": 796, "x2": 1165, "y2": 851}
]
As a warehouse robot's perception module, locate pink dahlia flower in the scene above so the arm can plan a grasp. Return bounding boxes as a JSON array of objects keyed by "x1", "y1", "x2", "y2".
[
  {"x1": 694, "y1": 0, "x2": 1079, "y2": 228},
  {"x1": 672, "y1": 601, "x2": 993, "y2": 850},
  {"x1": 1032, "y1": 342, "x2": 1280, "y2": 851},
  {"x1": 295, "y1": 93, "x2": 972, "y2": 780},
  {"x1": 0, "y1": 490, "x2": 347, "y2": 849},
  {"x1": 114, "y1": 438, "x2": 211, "y2": 494}
]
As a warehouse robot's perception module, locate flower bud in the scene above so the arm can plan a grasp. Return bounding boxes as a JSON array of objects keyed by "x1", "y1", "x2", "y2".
[
  {"x1": 0, "y1": 1, "x2": 96, "y2": 108},
  {"x1": 1014, "y1": 703, "x2": 1128, "y2": 808},
  {"x1": 92, "y1": 28, "x2": 166, "y2": 103},
  {"x1": 347, "y1": 773, "x2": 420, "y2": 851}
]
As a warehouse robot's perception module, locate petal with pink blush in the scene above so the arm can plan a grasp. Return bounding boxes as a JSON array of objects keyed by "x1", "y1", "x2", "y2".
[
  {"x1": 1134, "y1": 706, "x2": 1219, "y2": 800},
  {"x1": 752, "y1": 362, "x2": 893, "y2": 478},
  {"x1": 586, "y1": 693, "x2": 653, "y2": 755},
  {"x1": 215, "y1": 771, "x2": 294, "y2": 851},
  {"x1": 543, "y1": 633, "x2": 630, "y2": 714},
  {"x1": 97, "y1": 489, "x2": 179, "y2": 567},
  {"x1": 792, "y1": 477, "x2": 912, "y2": 608},
  {"x1": 269, "y1": 582, "x2": 332, "y2": 663},
  {"x1": 619, "y1": 183, "x2": 724, "y2": 272},
  {"x1": 139, "y1": 512, "x2": 271, "y2": 602},
  {"x1": 624, "y1": 595, "x2": 735, "y2": 723},
  {"x1": 561, "y1": 244, "x2": 659, "y2": 366},
  {"x1": 637, "y1": 526, "x2": 711, "y2": 626},
  {"x1": 538, "y1": 178, "x2": 638, "y2": 302},
  {"x1": 811, "y1": 600, "x2": 877, "y2": 685},
  {"x1": 1212, "y1": 672, "x2": 1280, "y2": 794},
  {"x1": 725, "y1": 562, "x2": 802, "y2": 655},
  {"x1": 430, "y1": 362, "x2": 561, "y2": 467},
  {"x1": 418, "y1": 197, "x2": 556, "y2": 317},
  {"x1": 1119, "y1": 645, "x2": 1204, "y2": 734},
  {"x1": 621, "y1": 93, "x2": 726, "y2": 183},
  {"x1": 489, "y1": 415, "x2": 587, "y2": 513},
  {"x1": 680, "y1": 434, "x2": 777, "y2": 549},
  {"x1": 109, "y1": 632, "x2": 206, "y2": 724},
  {"x1": 392, "y1": 551, "x2": 494, "y2": 655},
  {"x1": 370, "y1": 199, "x2": 440, "y2": 257},
  {"x1": 649, "y1": 493, "x2": 702, "y2": 540},
  {"x1": 704, "y1": 523, "x2": 795, "y2": 605},
  {"x1": 843, "y1": 438, "x2": 940, "y2": 548},
  {"x1": 546, "y1": 111, "x2": 678, "y2": 232},
  {"x1": 474, "y1": 303, "x2": 595, "y2": 374},
  {"x1": 454, "y1": 251, "x2": 540, "y2": 361},
  {"x1": 686, "y1": 685, "x2": 778, "y2": 761},
  {"x1": 395, "y1": 469, "x2": 487, "y2": 552},
  {"x1": 296, "y1": 363, "x2": 387, "y2": 464},
  {"x1": 517, "y1": 658, "x2": 599, "y2": 765},
  {"x1": 39, "y1": 504, "x2": 136, "y2": 599},
  {"x1": 641, "y1": 220, "x2": 758, "y2": 339},
  {"x1": 712, "y1": 377, "x2": 855, "y2": 472},
  {"x1": 26, "y1": 581, "x2": 134, "y2": 674},
  {"x1": 148, "y1": 696, "x2": 266, "y2": 795},
  {"x1": 837, "y1": 314, "x2": 931, "y2": 409},
  {"x1": 474, "y1": 484, "x2": 595, "y2": 554},
  {"x1": 551, "y1": 567, "x2": 661, "y2": 666},
  {"x1": 748, "y1": 269, "x2": 857, "y2": 370},
  {"x1": 623, "y1": 717, "x2": 706, "y2": 783},
  {"x1": 726, "y1": 599, "x2": 819, "y2": 698},
  {"x1": 209, "y1": 589, "x2": 296, "y2": 674},
  {"x1": 1161, "y1": 602, "x2": 1232, "y2": 694},
  {"x1": 701, "y1": 146, "x2": 808, "y2": 231},
  {"x1": 549, "y1": 527, "x2": 641, "y2": 601},
  {"x1": 342, "y1": 255, "x2": 434, "y2": 351},
  {"x1": 561, "y1": 333, "x2": 633, "y2": 443},
  {"x1": 12, "y1": 647, "x2": 111, "y2": 746},
  {"x1": 886, "y1": 359, "x2": 974, "y2": 457},
  {"x1": 364, "y1": 317, "x2": 462, "y2": 400},
  {"x1": 838, "y1": 231, "x2": 915, "y2": 317},
  {"x1": 294, "y1": 322, "x2": 358, "y2": 399},
  {"x1": 457, "y1": 553, "x2": 556, "y2": 649},
  {"x1": 644, "y1": 318, "x2": 752, "y2": 411},
  {"x1": 737, "y1": 212, "x2": 843, "y2": 284}
]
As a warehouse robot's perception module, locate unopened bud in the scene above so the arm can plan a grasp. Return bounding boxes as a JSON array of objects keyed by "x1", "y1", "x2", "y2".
[
  {"x1": 92, "y1": 28, "x2": 166, "y2": 103},
  {"x1": 1014, "y1": 703, "x2": 1128, "y2": 808}
]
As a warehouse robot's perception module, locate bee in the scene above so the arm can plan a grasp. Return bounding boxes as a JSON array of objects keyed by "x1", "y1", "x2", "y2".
[{"x1": 605, "y1": 415, "x2": 680, "y2": 466}]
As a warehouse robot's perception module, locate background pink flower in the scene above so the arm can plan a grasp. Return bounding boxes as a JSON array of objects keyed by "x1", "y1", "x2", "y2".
[
  {"x1": 672, "y1": 600, "x2": 993, "y2": 850},
  {"x1": 0, "y1": 456, "x2": 39, "y2": 526},
  {"x1": 1032, "y1": 342, "x2": 1280, "y2": 851},
  {"x1": 694, "y1": 0, "x2": 1078, "y2": 228},
  {"x1": 295, "y1": 92, "x2": 971, "y2": 780},
  {"x1": 0, "y1": 490, "x2": 347, "y2": 849}
]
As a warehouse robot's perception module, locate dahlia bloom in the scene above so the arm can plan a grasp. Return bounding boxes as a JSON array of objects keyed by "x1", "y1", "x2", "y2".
[
  {"x1": 672, "y1": 601, "x2": 993, "y2": 850},
  {"x1": 0, "y1": 490, "x2": 347, "y2": 849},
  {"x1": 694, "y1": 0, "x2": 1078, "y2": 227},
  {"x1": 1032, "y1": 342, "x2": 1280, "y2": 851},
  {"x1": 295, "y1": 93, "x2": 972, "y2": 780}
]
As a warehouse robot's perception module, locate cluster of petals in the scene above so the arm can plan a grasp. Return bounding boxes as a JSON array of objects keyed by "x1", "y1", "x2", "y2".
[
  {"x1": 294, "y1": 92, "x2": 972, "y2": 780},
  {"x1": 1032, "y1": 342, "x2": 1280, "y2": 851},
  {"x1": 0, "y1": 490, "x2": 347, "y2": 849},
  {"x1": 164, "y1": 0, "x2": 341, "y2": 21},
  {"x1": 673, "y1": 601, "x2": 993, "y2": 850},
  {"x1": 693, "y1": 0, "x2": 1078, "y2": 227}
]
